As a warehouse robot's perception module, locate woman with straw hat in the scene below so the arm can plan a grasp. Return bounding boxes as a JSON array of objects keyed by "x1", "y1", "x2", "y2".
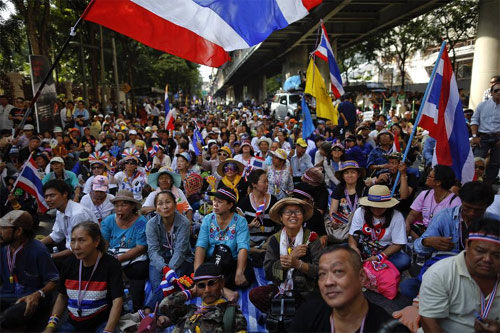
[
  {"x1": 329, "y1": 160, "x2": 367, "y2": 219},
  {"x1": 347, "y1": 185, "x2": 410, "y2": 271},
  {"x1": 249, "y1": 197, "x2": 322, "y2": 314},
  {"x1": 267, "y1": 148, "x2": 293, "y2": 200},
  {"x1": 216, "y1": 158, "x2": 247, "y2": 203}
]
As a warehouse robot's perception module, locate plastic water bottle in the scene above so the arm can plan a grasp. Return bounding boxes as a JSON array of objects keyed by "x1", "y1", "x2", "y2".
[
  {"x1": 123, "y1": 289, "x2": 133, "y2": 313},
  {"x1": 52, "y1": 246, "x2": 58, "y2": 254},
  {"x1": 193, "y1": 210, "x2": 202, "y2": 223},
  {"x1": 406, "y1": 236, "x2": 415, "y2": 262}
]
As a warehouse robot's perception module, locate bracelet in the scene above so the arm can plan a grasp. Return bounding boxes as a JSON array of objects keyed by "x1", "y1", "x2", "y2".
[
  {"x1": 12, "y1": 202, "x2": 22, "y2": 210},
  {"x1": 182, "y1": 289, "x2": 192, "y2": 301},
  {"x1": 47, "y1": 315, "x2": 59, "y2": 325},
  {"x1": 46, "y1": 323, "x2": 57, "y2": 329},
  {"x1": 376, "y1": 252, "x2": 387, "y2": 261},
  {"x1": 298, "y1": 260, "x2": 304, "y2": 270}
]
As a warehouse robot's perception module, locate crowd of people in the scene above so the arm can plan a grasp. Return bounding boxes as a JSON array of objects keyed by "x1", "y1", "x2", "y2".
[{"x1": 0, "y1": 74, "x2": 498, "y2": 333}]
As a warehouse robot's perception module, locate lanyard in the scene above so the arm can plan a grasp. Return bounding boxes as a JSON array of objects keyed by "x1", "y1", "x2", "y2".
[
  {"x1": 165, "y1": 229, "x2": 175, "y2": 254},
  {"x1": 458, "y1": 212, "x2": 468, "y2": 251},
  {"x1": 7, "y1": 244, "x2": 24, "y2": 283},
  {"x1": 344, "y1": 189, "x2": 358, "y2": 213},
  {"x1": 479, "y1": 278, "x2": 499, "y2": 320},
  {"x1": 330, "y1": 313, "x2": 366, "y2": 333},
  {"x1": 77, "y1": 253, "x2": 102, "y2": 317}
]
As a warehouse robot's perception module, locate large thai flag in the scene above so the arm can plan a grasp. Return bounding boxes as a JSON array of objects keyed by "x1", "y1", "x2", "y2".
[
  {"x1": 13, "y1": 155, "x2": 50, "y2": 213},
  {"x1": 84, "y1": 0, "x2": 322, "y2": 67},
  {"x1": 418, "y1": 46, "x2": 474, "y2": 182},
  {"x1": 165, "y1": 86, "x2": 174, "y2": 131},
  {"x1": 312, "y1": 22, "x2": 344, "y2": 98}
]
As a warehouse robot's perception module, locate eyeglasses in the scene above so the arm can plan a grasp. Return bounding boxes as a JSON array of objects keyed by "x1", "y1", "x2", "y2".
[
  {"x1": 218, "y1": 152, "x2": 229, "y2": 157},
  {"x1": 282, "y1": 209, "x2": 303, "y2": 217},
  {"x1": 124, "y1": 160, "x2": 137, "y2": 165},
  {"x1": 196, "y1": 279, "x2": 218, "y2": 289},
  {"x1": 475, "y1": 165, "x2": 485, "y2": 170},
  {"x1": 91, "y1": 165, "x2": 104, "y2": 169},
  {"x1": 492, "y1": 89, "x2": 500, "y2": 93},
  {"x1": 223, "y1": 164, "x2": 238, "y2": 172}
]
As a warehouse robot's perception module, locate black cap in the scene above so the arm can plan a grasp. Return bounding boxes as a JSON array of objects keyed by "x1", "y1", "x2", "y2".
[{"x1": 193, "y1": 263, "x2": 223, "y2": 281}]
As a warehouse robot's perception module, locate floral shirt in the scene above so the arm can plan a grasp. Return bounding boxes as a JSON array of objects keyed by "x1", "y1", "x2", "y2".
[
  {"x1": 267, "y1": 167, "x2": 294, "y2": 200},
  {"x1": 196, "y1": 212, "x2": 250, "y2": 259}
]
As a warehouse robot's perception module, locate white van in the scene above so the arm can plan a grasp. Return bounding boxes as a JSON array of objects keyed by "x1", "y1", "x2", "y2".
[{"x1": 270, "y1": 92, "x2": 301, "y2": 120}]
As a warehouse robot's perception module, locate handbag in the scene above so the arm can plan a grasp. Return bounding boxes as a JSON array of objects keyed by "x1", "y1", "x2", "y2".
[
  {"x1": 363, "y1": 258, "x2": 400, "y2": 300},
  {"x1": 324, "y1": 211, "x2": 353, "y2": 241},
  {"x1": 108, "y1": 247, "x2": 148, "y2": 267}
]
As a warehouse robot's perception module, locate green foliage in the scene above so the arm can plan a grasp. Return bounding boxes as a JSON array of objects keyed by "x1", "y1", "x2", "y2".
[{"x1": 266, "y1": 74, "x2": 281, "y2": 95}]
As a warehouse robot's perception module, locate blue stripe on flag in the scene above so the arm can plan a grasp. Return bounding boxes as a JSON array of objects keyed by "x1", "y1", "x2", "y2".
[
  {"x1": 448, "y1": 99, "x2": 472, "y2": 180},
  {"x1": 192, "y1": 0, "x2": 289, "y2": 46}
]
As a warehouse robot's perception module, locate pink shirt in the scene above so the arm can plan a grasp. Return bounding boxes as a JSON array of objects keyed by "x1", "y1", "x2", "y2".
[{"x1": 410, "y1": 189, "x2": 461, "y2": 227}]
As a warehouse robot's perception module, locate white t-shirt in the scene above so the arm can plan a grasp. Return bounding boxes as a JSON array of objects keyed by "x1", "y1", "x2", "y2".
[
  {"x1": 349, "y1": 206, "x2": 407, "y2": 247},
  {"x1": 80, "y1": 193, "x2": 115, "y2": 222}
]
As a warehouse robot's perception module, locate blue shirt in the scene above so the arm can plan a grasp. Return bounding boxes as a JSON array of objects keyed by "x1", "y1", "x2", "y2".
[
  {"x1": 291, "y1": 153, "x2": 313, "y2": 178},
  {"x1": 42, "y1": 170, "x2": 79, "y2": 191},
  {"x1": 101, "y1": 214, "x2": 147, "y2": 249},
  {"x1": 0, "y1": 239, "x2": 59, "y2": 296},
  {"x1": 423, "y1": 137, "x2": 436, "y2": 166},
  {"x1": 414, "y1": 206, "x2": 500, "y2": 256},
  {"x1": 367, "y1": 146, "x2": 393, "y2": 168},
  {"x1": 196, "y1": 212, "x2": 250, "y2": 259},
  {"x1": 470, "y1": 98, "x2": 500, "y2": 134}
]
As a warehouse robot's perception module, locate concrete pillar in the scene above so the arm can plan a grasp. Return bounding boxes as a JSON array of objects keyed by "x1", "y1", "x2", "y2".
[
  {"x1": 469, "y1": 0, "x2": 500, "y2": 109},
  {"x1": 7, "y1": 72, "x2": 24, "y2": 99},
  {"x1": 282, "y1": 45, "x2": 309, "y2": 84},
  {"x1": 226, "y1": 86, "x2": 235, "y2": 103},
  {"x1": 258, "y1": 74, "x2": 267, "y2": 103},
  {"x1": 64, "y1": 81, "x2": 73, "y2": 101},
  {"x1": 234, "y1": 84, "x2": 243, "y2": 102}
]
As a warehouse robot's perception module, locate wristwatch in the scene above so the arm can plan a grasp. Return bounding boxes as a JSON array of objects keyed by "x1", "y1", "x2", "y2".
[
  {"x1": 472, "y1": 134, "x2": 477, "y2": 138},
  {"x1": 38, "y1": 289, "x2": 46, "y2": 298}
]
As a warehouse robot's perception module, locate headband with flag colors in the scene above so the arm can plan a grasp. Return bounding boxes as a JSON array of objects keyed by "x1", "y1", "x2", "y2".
[
  {"x1": 468, "y1": 233, "x2": 500, "y2": 244},
  {"x1": 122, "y1": 148, "x2": 140, "y2": 160},
  {"x1": 311, "y1": 21, "x2": 344, "y2": 98},
  {"x1": 89, "y1": 151, "x2": 108, "y2": 165},
  {"x1": 165, "y1": 84, "x2": 174, "y2": 131},
  {"x1": 83, "y1": 0, "x2": 322, "y2": 67}
]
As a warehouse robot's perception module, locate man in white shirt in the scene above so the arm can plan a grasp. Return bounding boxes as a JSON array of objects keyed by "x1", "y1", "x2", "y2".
[
  {"x1": 0, "y1": 95, "x2": 14, "y2": 133},
  {"x1": 80, "y1": 175, "x2": 115, "y2": 223},
  {"x1": 41, "y1": 179, "x2": 97, "y2": 267}
]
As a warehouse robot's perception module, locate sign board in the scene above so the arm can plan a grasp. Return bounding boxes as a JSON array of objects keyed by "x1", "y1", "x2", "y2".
[{"x1": 29, "y1": 55, "x2": 57, "y2": 133}]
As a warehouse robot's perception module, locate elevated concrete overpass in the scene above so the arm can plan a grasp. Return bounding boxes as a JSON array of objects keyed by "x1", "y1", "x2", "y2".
[{"x1": 211, "y1": 0, "x2": 453, "y2": 102}]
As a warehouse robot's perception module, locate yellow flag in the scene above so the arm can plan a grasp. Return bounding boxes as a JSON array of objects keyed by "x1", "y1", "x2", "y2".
[{"x1": 304, "y1": 58, "x2": 338, "y2": 125}]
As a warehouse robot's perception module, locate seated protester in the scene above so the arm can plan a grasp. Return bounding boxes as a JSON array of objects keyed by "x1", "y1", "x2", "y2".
[
  {"x1": 419, "y1": 217, "x2": 500, "y2": 332},
  {"x1": 366, "y1": 129, "x2": 395, "y2": 174},
  {"x1": 142, "y1": 167, "x2": 192, "y2": 220},
  {"x1": 194, "y1": 188, "x2": 254, "y2": 295},
  {"x1": 45, "y1": 222, "x2": 123, "y2": 333},
  {"x1": 1, "y1": 174, "x2": 40, "y2": 228},
  {"x1": 41, "y1": 180, "x2": 97, "y2": 268},
  {"x1": 216, "y1": 158, "x2": 248, "y2": 203},
  {"x1": 0, "y1": 211, "x2": 59, "y2": 330},
  {"x1": 156, "y1": 263, "x2": 247, "y2": 332},
  {"x1": 146, "y1": 190, "x2": 194, "y2": 308},
  {"x1": 249, "y1": 198, "x2": 322, "y2": 314},
  {"x1": 111, "y1": 148, "x2": 147, "y2": 201},
  {"x1": 323, "y1": 143, "x2": 344, "y2": 191},
  {"x1": 234, "y1": 142, "x2": 256, "y2": 173},
  {"x1": 365, "y1": 152, "x2": 417, "y2": 215},
  {"x1": 101, "y1": 190, "x2": 148, "y2": 311},
  {"x1": 43, "y1": 157, "x2": 81, "y2": 199},
  {"x1": 290, "y1": 138, "x2": 313, "y2": 183},
  {"x1": 300, "y1": 167, "x2": 329, "y2": 215},
  {"x1": 291, "y1": 246, "x2": 409, "y2": 332},
  {"x1": 83, "y1": 152, "x2": 117, "y2": 195},
  {"x1": 256, "y1": 136, "x2": 272, "y2": 166},
  {"x1": 401, "y1": 181, "x2": 498, "y2": 299},
  {"x1": 152, "y1": 144, "x2": 171, "y2": 169},
  {"x1": 198, "y1": 145, "x2": 232, "y2": 176},
  {"x1": 405, "y1": 165, "x2": 461, "y2": 238},
  {"x1": 80, "y1": 175, "x2": 115, "y2": 223},
  {"x1": 175, "y1": 151, "x2": 202, "y2": 192},
  {"x1": 238, "y1": 169, "x2": 278, "y2": 263},
  {"x1": 348, "y1": 185, "x2": 410, "y2": 272},
  {"x1": 344, "y1": 135, "x2": 367, "y2": 168},
  {"x1": 267, "y1": 148, "x2": 294, "y2": 200},
  {"x1": 329, "y1": 160, "x2": 366, "y2": 218},
  {"x1": 291, "y1": 183, "x2": 327, "y2": 237}
]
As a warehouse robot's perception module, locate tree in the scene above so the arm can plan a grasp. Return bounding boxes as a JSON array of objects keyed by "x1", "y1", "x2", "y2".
[
  {"x1": 11, "y1": 0, "x2": 51, "y2": 56},
  {"x1": 337, "y1": 44, "x2": 367, "y2": 86},
  {"x1": 425, "y1": 0, "x2": 479, "y2": 71}
]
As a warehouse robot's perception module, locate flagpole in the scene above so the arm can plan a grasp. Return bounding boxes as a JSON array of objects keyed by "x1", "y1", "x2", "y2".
[
  {"x1": 2, "y1": 0, "x2": 96, "y2": 161},
  {"x1": 391, "y1": 41, "x2": 447, "y2": 197}
]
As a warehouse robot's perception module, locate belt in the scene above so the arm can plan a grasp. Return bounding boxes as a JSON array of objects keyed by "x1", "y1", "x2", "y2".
[{"x1": 479, "y1": 132, "x2": 500, "y2": 137}]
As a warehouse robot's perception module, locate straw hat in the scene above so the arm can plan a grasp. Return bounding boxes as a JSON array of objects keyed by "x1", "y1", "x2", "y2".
[
  {"x1": 217, "y1": 158, "x2": 244, "y2": 177},
  {"x1": 111, "y1": 190, "x2": 141, "y2": 209},
  {"x1": 218, "y1": 146, "x2": 233, "y2": 158},
  {"x1": 270, "y1": 148, "x2": 287, "y2": 161},
  {"x1": 147, "y1": 167, "x2": 182, "y2": 189},
  {"x1": 358, "y1": 185, "x2": 399, "y2": 208},
  {"x1": 334, "y1": 160, "x2": 366, "y2": 180},
  {"x1": 269, "y1": 198, "x2": 314, "y2": 224}
]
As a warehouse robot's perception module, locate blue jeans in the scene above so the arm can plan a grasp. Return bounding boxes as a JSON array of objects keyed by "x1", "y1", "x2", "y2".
[
  {"x1": 57, "y1": 319, "x2": 116, "y2": 333},
  {"x1": 388, "y1": 251, "x2": 411, "y2": 271},
  {"x1": 400, "y1": 277, "x2": 421, "y2": 299}
]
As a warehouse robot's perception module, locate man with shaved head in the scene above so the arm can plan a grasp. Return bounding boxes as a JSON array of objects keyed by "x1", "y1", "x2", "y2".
[{"x1": 291, "y1": 246, "x2": 406, "y2": 332}]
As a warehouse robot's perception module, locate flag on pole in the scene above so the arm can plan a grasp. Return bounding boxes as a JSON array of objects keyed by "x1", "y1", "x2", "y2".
[
  {"x1": 304, "y1": 58, "x2": 338, "y2": 124},
  {"x1": 192, "y1": 120, "x2": 204, "y2": 156},
  {"x1": 165, "y1": 85, "x2": 174, "y2": 131},
  {"x1": 255, "y1": 203, "x2": 266, "y2": 217},
  {"x1": 418, "y1": 44, "x2": 474, "y2": 182},
  {"x1": 312, "y1": 21, "x2": 344, "y2": 98},
  {"x1": 301, "y1": 95, "x2": 315, "y2": 139},
  {"x1": 83, "y1": 0, "x2": 322, "y2": 67},
  {"x1": 12, "y1": 155, "x2": 50, "y2": 213}
]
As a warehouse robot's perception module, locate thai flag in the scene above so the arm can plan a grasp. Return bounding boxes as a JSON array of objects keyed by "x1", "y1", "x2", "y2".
[
  {"x1": 148, "y1": 144, "x2": 159, "y2": 159},
  {"x1": 252, "y1": 156, "x2": 265, "y2": 169},
  {"x1": 418, "y1": 44, "x2": 474, "y2": 182},
  {"x1": 83, "y1": 0, "x2": 322, "y2": 67},
  {"x1": 13, "y1": 155, "x2": 49, "y2": 213},
  {"x1": 312, "y1": 21, "x2": 344, "y2": 98},
  {"x1": 164, "y1": 86, "x2": 174, "y2": 131},
  {"x1": 255, "y1": 203, "x2": 266, "y2": 217}
]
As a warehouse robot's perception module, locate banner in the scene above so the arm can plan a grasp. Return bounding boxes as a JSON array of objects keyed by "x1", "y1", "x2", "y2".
[{"x1": 29, "y1": 55, "x2": 57, "y2": 133}]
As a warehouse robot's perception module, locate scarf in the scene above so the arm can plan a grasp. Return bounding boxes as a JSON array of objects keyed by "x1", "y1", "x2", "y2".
[
  {"x1": 221, "y1": 175, "x2": 242, "y2": 202},
  {"x1": 279, "y1": 227, "x2": 304, "y2": 292}
]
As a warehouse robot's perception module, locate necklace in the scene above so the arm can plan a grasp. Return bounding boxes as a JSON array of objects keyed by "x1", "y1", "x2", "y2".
[
  {"x1": 7, "y1": 244, "x2": 25, "y2": 284},
  {"x1": 429, "y1": 190, "x2": 449, "y2": 219},
  {"x1": 344, "y1": 188, "x2": 358, "y2": 213},
  {"x1": 478, "y1": 277, "x2": 499, "y2": 320},
  {"x1": 77, "y1": 253, "x2": 102, "y2": 317}
]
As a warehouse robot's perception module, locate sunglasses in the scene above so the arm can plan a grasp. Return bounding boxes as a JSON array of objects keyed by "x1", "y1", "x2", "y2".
[
  {"x1": 124, "y1": 160, "x2": 138, "y2": 165},
  {"x1": 475, "y1": 165, "x2": 485, "y2": 170},
  {"x1": 223, "y1": 164, "x2": 238, "y2": 172},
  {"x1": 218, "y1": 152, "x2": 229, "y2": 157},
  {"x1": 492, "y1": 88, "x2": 500, "y2": 93},
  {"x1": 91, "y1": 165, "x2": 104, "y2": 169},
  {"x1": 196, "y1": 279, "x2": 218, "y2": 289}
]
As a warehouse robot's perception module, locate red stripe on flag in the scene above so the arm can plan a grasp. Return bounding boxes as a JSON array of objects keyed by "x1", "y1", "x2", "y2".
[
  {"x1": 302, "y1": 0, "x2": 323, "y2": 12},
  {"x1": 84, "y1": 0, "x2": 231, "y2": 67},
  {"x1": 435, "y1": 53, "x2": 453, "y2": 166}
]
